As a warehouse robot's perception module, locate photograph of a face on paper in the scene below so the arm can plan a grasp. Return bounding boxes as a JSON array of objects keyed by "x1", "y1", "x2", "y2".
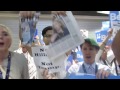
[
  {"x1": 51, "y1": 16, "x2": 70, "y2": 43},
  {"x1": 46, "y1": 11, "x2": 84, "y2": 61}
]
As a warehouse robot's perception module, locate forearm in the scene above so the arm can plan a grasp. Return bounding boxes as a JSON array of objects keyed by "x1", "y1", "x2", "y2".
[{"x1": 100, "y1": 36, "x2": 110, "y2": 50}]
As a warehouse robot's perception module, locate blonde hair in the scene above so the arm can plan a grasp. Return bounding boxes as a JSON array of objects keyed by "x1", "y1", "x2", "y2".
[
  {"x1": 0, "y1": 24, "x2": 12, "y2": 48},
  {"x1": 0, "y1": 24, "x2": 12, "y2": 38}
]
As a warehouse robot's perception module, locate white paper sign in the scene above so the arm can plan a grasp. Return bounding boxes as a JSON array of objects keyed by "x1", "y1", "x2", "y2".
[
  {"x1": 32, "y1": 46, "x2": 66, "y2": 73},
  {"x1": 110, "y1": 11, "x2": 120, "y2": 39}
]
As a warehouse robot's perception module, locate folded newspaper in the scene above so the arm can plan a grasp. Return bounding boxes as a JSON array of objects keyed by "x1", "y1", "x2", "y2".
[
  {"x1": 46, "y1": 11, "x2": 85, "y2": 61},
  {"x1": 19, "y1": 12, "x2": 40, "y2": 46}
]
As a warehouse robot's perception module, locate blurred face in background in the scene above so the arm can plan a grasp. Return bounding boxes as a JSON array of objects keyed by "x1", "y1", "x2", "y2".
[
  {"x1": 21, "y1": 45, "x2": 28, "y2": 53},
  {"x1": 43, "y1": 30, "x2": 53, "y2": 45},
  {"x1": 101, "y1": 47, "x2": 108, "y2": 61},
  {"x1": 0, "y1": 25, "x2": 12, "y2": 52}
]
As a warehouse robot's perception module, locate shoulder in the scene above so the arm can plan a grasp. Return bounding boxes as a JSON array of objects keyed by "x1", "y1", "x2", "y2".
[
  {"x1": 11, "y1": 51, "x2": 25, "y2": 58},
  {"x1": 14, "y1": 48, "x2": 22, "y2": 54},
  {"x1": 10, "y1": 51, "x2": 27, "y2": 64}
]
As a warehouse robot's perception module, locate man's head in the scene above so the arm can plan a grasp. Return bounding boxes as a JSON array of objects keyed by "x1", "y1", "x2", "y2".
[
  {"x1": 42, "y1": 26, "x2": 53, "y2": 45},
  {"x1": 100, "y1": 46, "x2": 109, "y2": 61},
  {"x1": 21, "y1": 45, "x2": 28, "y2": 53},
  {"x1": 80, "y1": 38, "x2": 100, "y2": 64}
]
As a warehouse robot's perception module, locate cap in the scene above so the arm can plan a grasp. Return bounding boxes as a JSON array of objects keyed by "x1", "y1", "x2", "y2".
[{"x1": 85, "y1": 38, "x2": 100, "y2": 49}]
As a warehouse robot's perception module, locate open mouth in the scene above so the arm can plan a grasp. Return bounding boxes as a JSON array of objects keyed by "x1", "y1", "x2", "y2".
[
  {"x1": 0, "y1": 42, "x2": 4, "y2": 47},
  {"x1": 86, "y1": 56, "x2": 91, "y2": 59}
]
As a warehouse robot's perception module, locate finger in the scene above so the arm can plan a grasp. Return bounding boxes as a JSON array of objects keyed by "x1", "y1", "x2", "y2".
[
  {"x1": 60, "y1": 11, "x2": 66, "y2": 16},
  {"x1": 19, "y1": 11, "x2": 26, "y2": 18},
  {"x1": 105, "y1": 70, "x2": 110, "y2": 78},
  {"x1": 50, "y1": 73, "x2": 56, "y2": 77},
  {"x1": 46, "y1": 75, "x2": 52, "y2": 79},
  {"x1": 96, "y1": 69, "x2": 104, "y2": 79},
  {"x1": 52, "y1": 77, "x2": 57, "y2": 79},
  {"x1": 51, "y1": 11, "x2": 57, "y2": 16},
  {"x1": 101, "y1": 70, "x2": 106, "y2": 79},
  {"x1": 43, "y1": 69, "x2": 49, "y2": 76},
  {"x1": 25, "y1": 11, "x2": 31, "y2": 19},
  {"x1": 22, "y1": 11, "x2": 27, "y2": 18},
  {"x1": 52, "y1": 11, "x2": 66, "y2": 16},
  {"x1": 19, "y1": 11, "x2": 23, "y2": 17},
  {"x1": 28, "y1": 11, "x2": 35, "y2": 18}
]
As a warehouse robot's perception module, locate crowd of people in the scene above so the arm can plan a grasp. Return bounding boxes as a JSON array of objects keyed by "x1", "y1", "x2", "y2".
[{"x1": 0, "y1": 11, "x2": 120, "y2": 79}]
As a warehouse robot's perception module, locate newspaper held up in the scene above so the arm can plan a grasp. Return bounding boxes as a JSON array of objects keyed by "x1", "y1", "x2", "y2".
[
  {"x1": 46, "y1": 11, "x2": 85, "y2": 61},
  {"x1": 19, "y1": 11, "x2": 40, "y2": 46}
]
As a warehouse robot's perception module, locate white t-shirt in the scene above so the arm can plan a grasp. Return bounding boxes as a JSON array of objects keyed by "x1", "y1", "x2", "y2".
[
  {"x1": 95, "y1": 49, "x2": 115, "y2": 65},
  {"x1": 95, "y1": 49, "x2": 116, "y2": 75}
]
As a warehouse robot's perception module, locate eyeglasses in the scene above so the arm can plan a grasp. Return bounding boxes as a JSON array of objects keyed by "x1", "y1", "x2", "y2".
[
  {"x1": 44, "y1": 34, "x2": 52, "y2": 38},
  {"x1": 0, "y1": 71, "x2": 3, "y2": 79}
]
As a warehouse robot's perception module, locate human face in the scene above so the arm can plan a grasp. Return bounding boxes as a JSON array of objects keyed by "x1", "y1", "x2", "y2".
[
  {"x1": 53, "y1": 21, "x2": 63, "y2": 33},
  {"x1": 81, "y1": 42, "x2": 98, "y2": 64},
  {"x1": 22, "y1": 46, "x2": 27, "y2": 53},
  {"x1": 43, "y1": 30, "x2": 53, "y2": 45},
  {"x1": 0, "y1": 26, "x2": 12, "y2": 51},
  {"x1": 101, "y1": 48, "x2": 107, "y2": 61}
]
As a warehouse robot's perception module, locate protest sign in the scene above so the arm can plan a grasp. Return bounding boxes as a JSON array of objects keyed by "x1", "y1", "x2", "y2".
[
  {"x1": 110, "y1": 11, "x2": 120, "y2": 39},
  {"x1": 46, "y1": 11, "x2": 84, "y2": 61},
  {"x1": 76, "y1": 50, "x2": 83, "y2": 62},
  {"x1": 32, "y1": 46, "x2": 66, "y2": 73},
  {"x1": 95, "y1": 21, "x2": 113, "y2": 45}
]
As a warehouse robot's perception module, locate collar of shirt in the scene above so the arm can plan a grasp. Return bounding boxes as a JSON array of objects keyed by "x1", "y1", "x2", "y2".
[{"x1": 83, "y1": 62, "x2": 96, "y2": 70}]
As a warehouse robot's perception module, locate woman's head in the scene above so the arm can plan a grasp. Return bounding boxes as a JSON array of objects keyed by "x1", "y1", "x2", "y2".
[
  {"x1": 0, "y1": 24, "x2": 12, "y2": 51},
  {"x1": 53, "y1": 19, "x2": 64, "y2": 33},
  {"x1": 80, "y1": 38, "x2": 100, "y2": 64}
]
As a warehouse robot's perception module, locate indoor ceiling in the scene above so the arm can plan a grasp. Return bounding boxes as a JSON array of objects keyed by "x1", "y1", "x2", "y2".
[{"x1": 0, "y1": 11, "x2": 108, "y2": 16}]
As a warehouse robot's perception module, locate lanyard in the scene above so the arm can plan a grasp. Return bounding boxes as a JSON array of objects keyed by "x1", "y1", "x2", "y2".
[
  {"x1": 5, "y1": 52, "x2": 11, "y2": 79},
  {"x1": 82, "y1": 63, "x2": 98, "y2": 74}
]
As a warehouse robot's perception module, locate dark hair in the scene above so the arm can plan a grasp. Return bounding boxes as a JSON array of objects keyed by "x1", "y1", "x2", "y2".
[
  {"x1": 80, "y1": 39, "x2": 100, "y2": 50},
  {"x1": 42, "y1": 26, "x2": 53, "y2": 37}
]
